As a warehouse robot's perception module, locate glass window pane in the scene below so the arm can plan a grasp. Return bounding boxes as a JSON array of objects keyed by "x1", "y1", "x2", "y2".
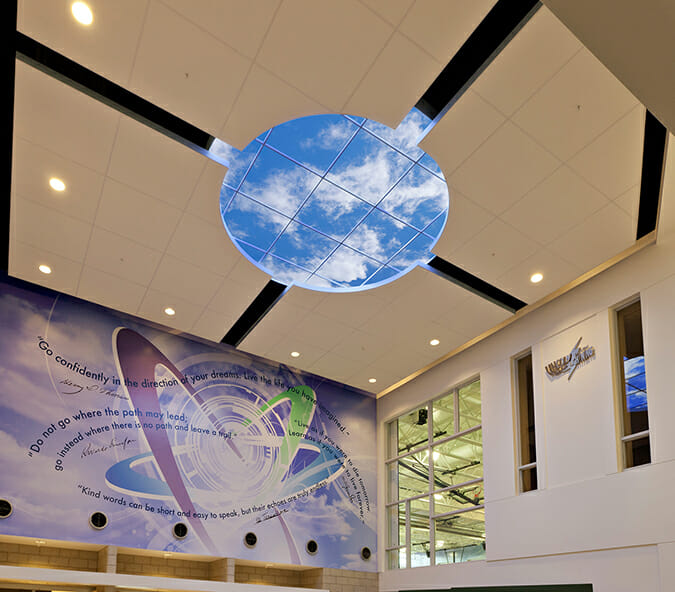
[
  {"x1": 386, "y1": 549, "x2": 401, "y2": 570},
  {"x1": 398, "y1": 452, "x2": 429, "y2": 500},
  {"x1": 617, "y1": 301, "x2": 648, "y2": 437},
  {"x1": 624, "y1": 436, "x2": 651, "y2": 467},
  {"x1": 432, "y1": 392, "x2": 455, "y2": 440},
  {"x1": 458, "y1": 380, "x2": 482, "y2": 430},
  {"x1": 432, "y1": 429, "x2": 483, "y2": 485},
  {"x1": 409, "y1": 498, "x2": 430, "y2": 567},
  {"x1": 432, "y1": 482, "x2": 484, "y2": 516},
  {"x1": 517, "y1": 354, "x2": 536, "y2": 467},
  {"x1": 397, "y1": 406, "x2": 429, "y2": 453},
  {"x1": 520, "y1": 466, "x2": 537, "y2": 492},
  {"x1": 434, "y1": 510, "x2": 485, "y2": 564}
]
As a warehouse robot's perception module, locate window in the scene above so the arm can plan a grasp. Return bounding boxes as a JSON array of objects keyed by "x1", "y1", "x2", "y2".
[
  {"x1": 615, "y1": 299, "x2": 650, "y2": 468},
  {"x1": 384, "y1": 378, "x2": 484, "y2": 569},
  {"x1": 514, "y1": 352, "x2": 537, "y2": 492}
]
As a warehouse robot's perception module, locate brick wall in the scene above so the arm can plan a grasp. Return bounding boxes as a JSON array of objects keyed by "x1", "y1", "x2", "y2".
[
  {"x1": 0, "y1": 542, "x2": 98, "y2": 571},
  {"x1": 116, "y1": 553, "x2": 210, "y2": 579},
  {"x1": 235, "y1": 564, "x2": 303, "y2": 587}
]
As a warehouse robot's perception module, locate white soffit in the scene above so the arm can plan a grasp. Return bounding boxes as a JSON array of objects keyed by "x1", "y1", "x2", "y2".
[
  {"x1": 11, "y1": 62, "x2": 267, "y2": 341},
  {"x1": 240, "y1": 267, "x2": 510, "y2": 392},
  {"x1": 427, "y1": 6, "x2": 643, "y2": 304},
  {"x1": 18, "y1": 0, "x2": 149, "y2": 87}
]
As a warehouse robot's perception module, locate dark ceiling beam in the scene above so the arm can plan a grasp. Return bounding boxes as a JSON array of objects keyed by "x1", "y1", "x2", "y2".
[
  {"x1": 1, "y1": 0, "x2": 17, "y2": 273},
  {"x1": 424, "y1": 257, "x2": 527, "y2": 313},
  {"x1": 15, "y1": 33, "x2": 226, "y2": 164},
  {"x1": 636, "y1": 110, "x2": 668, "y2": 240},
  {"x1": 221, "y1": 280, "x2": 288, "y2": 347},
  {"x1": 416, "y1": 0, "x2": 541, "y2": 121}
]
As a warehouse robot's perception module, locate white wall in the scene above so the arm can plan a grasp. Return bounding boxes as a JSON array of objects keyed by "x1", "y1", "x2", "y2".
[{"x1": 378, "y1": 138, "x2": 674, "y2": 590}]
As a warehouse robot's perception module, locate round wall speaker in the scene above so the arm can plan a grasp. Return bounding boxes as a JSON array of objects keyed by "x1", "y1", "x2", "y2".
[
  {"x1": 89, "y1": 511, "x2": 108, "y2": 530},
  {"x1": 360, "y1": 547, "x2": 372, "y2": 560},
  {"x1": 244, "y1": 532, "x2": 257, "y2": 548},
  {"x1": 0, "y1": 499, "x2": 12, "y2": 519},
  {"x1": 306, "y1": 540, "x2": 318, "y2": 555},
  {"x1": 173, "y1": 522, "x2": 188, "y2": 539}
]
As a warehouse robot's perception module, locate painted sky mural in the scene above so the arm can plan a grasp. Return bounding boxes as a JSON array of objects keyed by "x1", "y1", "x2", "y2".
[{"x1": 0, "y1": 275, "x2": 376, "y2": 570}]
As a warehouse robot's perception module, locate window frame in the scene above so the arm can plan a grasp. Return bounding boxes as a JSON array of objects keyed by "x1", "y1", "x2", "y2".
[
  {"x1": 383, "y1": 376, "x2": 484, "y2": 569},
  {"x1": 513, "y1": 350, "x2": 537, "y2": 493},
  {"x1": 612, "y1": 296, "x2": 651, "y2": 470}
]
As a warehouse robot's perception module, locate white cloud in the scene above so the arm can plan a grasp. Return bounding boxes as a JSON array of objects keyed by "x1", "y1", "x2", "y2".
[{"x1": 301, "y1": 121, "x2": 355, "y2": 151}]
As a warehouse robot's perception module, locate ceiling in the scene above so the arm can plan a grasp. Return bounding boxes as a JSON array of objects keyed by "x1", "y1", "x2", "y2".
[{"x1": 8, "y1": 0, "x2": 672, "y2": 395}]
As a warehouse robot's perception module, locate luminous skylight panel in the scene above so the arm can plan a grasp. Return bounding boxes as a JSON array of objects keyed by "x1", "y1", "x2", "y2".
[{"x1": 219, "y1": 108, "x2": 449, "y2": 292}]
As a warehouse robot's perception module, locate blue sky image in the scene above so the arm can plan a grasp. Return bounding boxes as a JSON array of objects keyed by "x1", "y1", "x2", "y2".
[
  {"x1": 212, "y1": 108, "x2": 449, "y2": 291},
  {"x1": 624, "y1": 355, "x2": 647, "y2": 412}
]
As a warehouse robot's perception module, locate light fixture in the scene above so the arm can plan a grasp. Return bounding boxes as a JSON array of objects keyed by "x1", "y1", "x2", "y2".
[
  {"x1": 49, "y1": 178, "x2": 66, "y2": 192},
  {"x1": 436, "y1": 540, "x2": 444, "y2": 548},
  {"x1": 38, "y1": 264, "x2": 52, "y2": 275},
  {"x1": 530, "y1": 272, "x2": 543, "y2": 284},
  {"x1": 163, "y1": 552, "x2": 172, "y2": 558},
  {"x1": 429, "y1": 338, "x2": 440, "y2": 346},
  {"x1": 71, "y1": 2, "x2": 93, "y2": 25},
  {"x1": 368, "y1": 378, "x2": 377, "y2": 384},
  {"x1": 35, "y1": 540, "x2": 46, "y2": 546},
  {"x1": 434, "y1": 493, "x2": 442, "y2": 500},
  {"x1": 290, "y1": 351, "x2": 300, "y2": 358},
  {"x1": 164, "y1": 307, "x2": 176, "y2": 316}
]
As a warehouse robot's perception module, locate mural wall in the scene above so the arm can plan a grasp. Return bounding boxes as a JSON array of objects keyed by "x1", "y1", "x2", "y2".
[{"x1": 0, "y1": 275, "x2": 376, "y2": 570}]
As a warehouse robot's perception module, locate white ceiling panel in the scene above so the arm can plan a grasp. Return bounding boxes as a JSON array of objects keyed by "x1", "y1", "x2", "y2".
[
  {"x1": 494, "y1": 248, "x2": 581, "y2": 304},
  {"x1": 256, "y1": 0, "x2": 392, "y2": 112},
  {"x1": 432, "y1": 189, "x2": 494, "y2": 259},
  {"x1": 84, "y1": 226, "x2": 162, "y2": 286},
  {"x1": 149, "y1": 255, "x2": 223, "y2": 307},
  {"x1": 185, "y1": 160, "x2": 231, "y2": 227},
  {"x1": 94, "y1": 179, "x2": 182, "y2": 252},
  {"x1": 9, "y1": 241, "x2": 82, "y2": 297},
  {"x1": 190, "y1": 308, "x2": 237, "y2": 344},
  {"x1": 77, "y1": 266, "x2": 147, "y2": 316},
  {"x1": 568, "y1": 105, "x2": 645, "y2": 199},
  {"x1": 263, "y1": 338, "x2": 329, "y2": 372},
  {"x1": 420, "y1": 89, "x2": 506, "y2": 176},
  {"x1": 451, "y1": 219, "x2": 540, "y2": 285},
  {"x1": 129, "y1": 1, "x2": 251, "y2": 136},
  {"x1": 360, "y1": 0, "x2": 414, "y2": 27},
  {"x1": 500, "y1": 165, "x2": 610, "y2": 246},
  {"x1": 165, "y1": 214, "x2": 240, "y2": 277},
  {"x1": 160, "y1": 0, "x2": 281, "y2": 60},
  {"x1": 137, "y1": 288, "x2": 204, "y2": 334},
  {"x1": 14, "y1": 61, "x2": 120, "y2": 174},
  {"x1": 306, "y1": 351, "x2": 368, "y2": 386},
  {"x1": 12, "y1": 139, "x2": 104, "y2": 224},
  {"x1": 11, "y1": 197, "x2": 92, "y2": 262},
  {"x1": 399, "y1": 0, "x2": 496, "y2": 64},
  {"x1": 207, "y1": 276, "x2": 268, "y2": 321},
  {"x1": 439, "y1": 293, "x2": 512, "y2": 339},
  {"x1": 219, "y1": 64, "x2": 326, "y2": 150},
  {"x1": 450, "y1": 121, "x2": 560, "y2": 216},
  {"x1": 344, "y1": 31, "x2": 441, "y2": 129},
  {"x1": 614, "y1": 185, "x2": 640, "y2": 223},
  {"x1": 471, "y1": 7, "x2": 582, "y2": 117},
  {"x1": 107, "y1": 117, "x2": 208, "y2": 209},
  {"x1": 511, "y1": 48, "x2": 639, "y2": 162},
  {"x1": 18, "y1": 0, "x2": 149, "y2": 86},
  {"x1": 548, "y1": 203, "x2": 635, "y2": 271}
]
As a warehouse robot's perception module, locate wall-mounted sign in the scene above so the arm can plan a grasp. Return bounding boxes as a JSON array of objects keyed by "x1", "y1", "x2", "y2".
[{"x1": 545, "y1": 337, "x2": 596, "y2": 381}]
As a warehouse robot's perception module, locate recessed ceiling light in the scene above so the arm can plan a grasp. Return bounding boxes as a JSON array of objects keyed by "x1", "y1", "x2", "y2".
[
  {"x1": 164, "y1": 307, "x2": 176, "y2": 316},
  {"x1": 429, "y1": 338, "x2": 440, "y2": 346},
  {"x1": 163, "y1": 552, "x2": 172, "y2": 558},
  {"x1": 49, "y1": 178, "x2": 66, "y2": 192},
  {"x1": 530, "y1": 272, "x2": 543, "y2": 284},
  {"x1": 35, "y1": 540, "x2": 46, "y2": 546},
  {"x1": 71, "y1": 2, "x2": 93, "y2": 25},
  {"x1": 368, "y1": 378, "x2": 377, "y2": 384},
  {"x1": 290, "y1": 351, "x2": 300, "y2": 358},
  {"x1": 38, "y1": 264, "x2": 52, "y2": 275}
]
